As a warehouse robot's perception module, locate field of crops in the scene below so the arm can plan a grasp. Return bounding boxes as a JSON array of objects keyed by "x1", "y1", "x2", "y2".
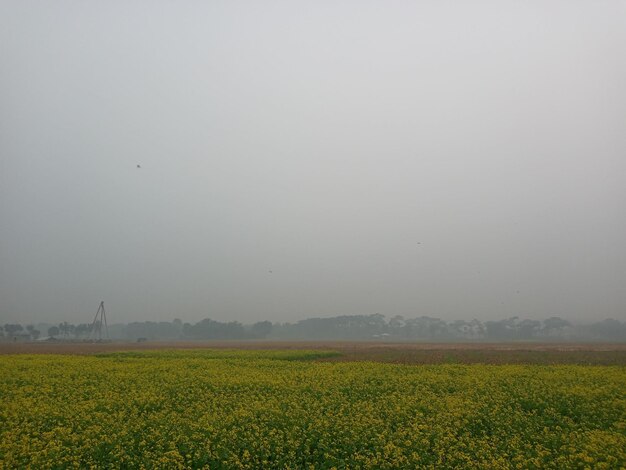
[{"x1": 1, "y1": 349, "x2": 625, "y2": 469}]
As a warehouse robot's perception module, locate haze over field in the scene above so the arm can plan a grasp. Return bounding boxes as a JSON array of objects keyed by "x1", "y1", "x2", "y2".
[{"x1": 1, "y1": 1, "x2": 625, "y2": 325}]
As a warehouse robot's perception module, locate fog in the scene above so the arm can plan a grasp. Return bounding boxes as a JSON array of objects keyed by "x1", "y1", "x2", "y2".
[{"x1": 1, "y1": 1, "x2": 625, "y2": 326}]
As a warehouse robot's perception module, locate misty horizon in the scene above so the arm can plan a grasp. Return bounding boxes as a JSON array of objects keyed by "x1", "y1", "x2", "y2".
[{"x1": 2, "y1": 1, "x2": 625, "y2": 326}]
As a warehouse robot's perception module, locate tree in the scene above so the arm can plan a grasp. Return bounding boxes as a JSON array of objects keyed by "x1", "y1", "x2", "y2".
[
  {"x1": 388, "y1": 315, "x2": 406, "y2": 336},
  {"x1": 588, "y1": 319, "x2": 626, "y2": 341},
  {"x1": 485, "y1": 317, "x2": 518, "y2": 340},
  {"x1": 74, "y1": 324, "x2": 90, "y2": 338},
  {"x1": 183, "y1": 318, "x2": 247, "y2": 340},
  {"x1": 517, "y1": 319, "x2": 541, "y2": 339},
  {"x1": 48, "y1": 326, "x2": 60, "y2": 338},
  {"x1": 26, "y1": 325, "x2": 40, "y2": 340},
  {"x1": 173, "y1": 318, "x2": 183, "y2": 337},
  {"x1": 449, "y1": 320, "x2": 471, "y2": 338},
  {"x1": 543, "y1": 317, "x2": 571, "y2": 331},
  {"x1": 468, "y1": 319, "x2": 486, "y2": 338},
  {"x1": 251, "y1": 321, "x2": 272, "y2": 339},
  {"x1": 58, "y1": 322, "x2": 75, "y2": 338},
  {"x1": 4, "y1": 324, "x2": 23, "y2": 337}
]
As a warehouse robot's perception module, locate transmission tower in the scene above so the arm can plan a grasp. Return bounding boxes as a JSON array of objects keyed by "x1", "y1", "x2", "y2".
[{"x1": 89, "y1": 301, "x2": 109, "y2": 341}]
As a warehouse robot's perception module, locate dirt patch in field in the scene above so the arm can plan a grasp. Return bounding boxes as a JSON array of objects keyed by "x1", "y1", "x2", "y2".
[
  {"x1": 1, "y1": 340, "x2": 625, "y2": 364},
  {"x1": 317, "y1": 348, "x2": 626, "y2": 365}
]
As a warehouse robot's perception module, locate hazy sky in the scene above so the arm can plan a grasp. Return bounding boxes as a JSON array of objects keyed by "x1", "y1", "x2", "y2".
[{"x1": 1, "y1": 1, "x2": 625, "y2": 325}]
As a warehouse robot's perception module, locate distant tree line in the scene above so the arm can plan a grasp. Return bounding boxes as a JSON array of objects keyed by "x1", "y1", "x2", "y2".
[
  {"x1": 273, "y1": 315, "x2": 626, "y2": 341},
  {"x1": 1, "y1": 324, "x2": 41, "y2": 341},
  {"x1": 2, "y1": 316, "x2": 625, "y2": 342},
  {"x1": 0, "y1": 319, "x2": 273, "y2": 342}
]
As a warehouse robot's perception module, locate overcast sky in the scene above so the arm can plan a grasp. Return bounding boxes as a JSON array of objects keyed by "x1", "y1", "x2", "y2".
[{"x1": 1, "y1": 1, "x2": 625, "y2": 325}]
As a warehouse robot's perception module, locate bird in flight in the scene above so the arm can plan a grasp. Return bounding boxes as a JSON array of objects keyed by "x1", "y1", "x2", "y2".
[{"x1": 136, "y1": 164, "x2": 141, "y2": 168}]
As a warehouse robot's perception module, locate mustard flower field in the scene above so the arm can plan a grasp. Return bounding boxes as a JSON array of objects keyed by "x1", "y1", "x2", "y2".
[{"x1": 1, "y1": 350, "x2": 625, "y2": 469}]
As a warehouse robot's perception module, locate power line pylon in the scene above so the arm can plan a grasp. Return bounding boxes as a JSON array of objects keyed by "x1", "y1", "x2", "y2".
[{"x1": 89, "y1": 301, "x2": 109, "y2": 342}]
